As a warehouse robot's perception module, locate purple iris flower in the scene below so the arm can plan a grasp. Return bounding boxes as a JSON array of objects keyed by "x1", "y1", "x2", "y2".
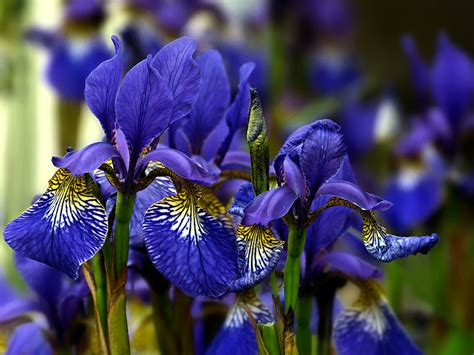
[
  {"x1": 1, "y1": 255, "x2": 89, "y2": 354},
  {"x1": 238, "y1": 119, "x2": 439, "y2": 262},
  {"x1": 4, "y1": 36, "x2": 219, "y2": 283}
]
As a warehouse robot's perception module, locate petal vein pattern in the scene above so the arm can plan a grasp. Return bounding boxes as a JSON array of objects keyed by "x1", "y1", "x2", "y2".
[{"x1": 4, "y1": 169, "x2": 108, "y2": 279}]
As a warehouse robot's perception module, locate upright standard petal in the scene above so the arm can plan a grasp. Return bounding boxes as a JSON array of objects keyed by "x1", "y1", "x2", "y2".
[
  {"x1": 143, "y1": 192, "x2": 238, "y2": 297},
  {"x1": 334, "y1": 282, "x2": 421, "y2": 355},
  {"x1": 85, "y1": 35, "x2": 124, "y2": 141},
  {"x1": 185, "y1": 50, "x2": 231, "y2": 154},
  {"x1": 240, "y1": 186, "x2": 297, "y2": 226},
  {"x1": 230, "y1": 224, "x2": 284, "y2": 292},
  {"x1": 361, "y1": 211, "x2": 439, "y2": 262},
  {"x1": 115, "y1": 56, "x2": 173, "y2": 159},
  {"x1": 151, "y1": 37, "x2": 201, "y2": 124},
  {"x1": 299, "y1": 120, "x2": 346, "y2": 197},
  {"x1": 206, "y1": 290, "x2": 273, "y2": 355},
  {"x1": 138, "y1": 147, "x2": 218, "y2": 185},
  {"x1": 4, "y1": 169, "x2": 108, "y2": 279},
  {"x1": 52, "y1": 142, "x2": 121, "y2": 176}
]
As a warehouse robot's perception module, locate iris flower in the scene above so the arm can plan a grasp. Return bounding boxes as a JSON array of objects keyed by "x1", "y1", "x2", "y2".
[{"x1": 4, "y1": 36, "x2": 216, "y2": 280}]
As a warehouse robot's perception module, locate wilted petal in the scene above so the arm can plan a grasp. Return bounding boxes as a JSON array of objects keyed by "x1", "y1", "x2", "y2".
[
  {"x1": 143, "y1": 192, "x2": 238, "y2": 297},
  {"x1": 300, "y1": 120, "x2": 346, "y2": 197},
  {"x1": 334, "y1": 300, "x2": 421, "y2": 355},
  {"x1": 317, "y1": 252, "x2": 383, "y2": 280},
  {"x1": 206, "y1": 290, "x2": 273, "y2": 355},
  {"x1": 241, "y1": 186, "x2": 297, "y2": 226},
  {"x1": 52, "y1": 142, "x2": 121, "y2": 176},
  {"x1": 138, "y1": 147, "x2": 218, "y2": 185},
  {"x1": 85, "y1": 35, "x2": 123, "y2": 140},
  {"x1": 151, "y1": 37, "x2": 200, "y2": 124},
  {"x1": 185, "y1": 50, "x2": 231, "y2": 154},
  {"x1": 4, "y1": 169, "x2": 108, "y2": 279},
  {"x1": 316, "y1": 180, "x2": 393, "y2": 211},
  {"x1": 6, "y1": 323, "x2": 53, "y2": 355},
  {"x1": 362, "y1": 212, "x2": 439, "y2": 262},
  {"x1": 116, "y1": 56, "x2": 173, "y2": 159},
  {"x1": 230, "y1": 225, "x2": 284, "y2": 292}
]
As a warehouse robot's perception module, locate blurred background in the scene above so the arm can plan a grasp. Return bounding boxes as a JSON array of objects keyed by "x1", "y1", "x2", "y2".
[{"x1": 1, "y1": 0, "x2": 473, "y2": 353}]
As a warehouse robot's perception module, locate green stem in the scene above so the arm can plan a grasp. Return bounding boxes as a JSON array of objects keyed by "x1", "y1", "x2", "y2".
[
  {"x1": 108, "y1": 191, "x2": 135, "y2": 355},
  {"x1": 260, "y1": 323, "x2": 280, "y2": 355},
  {"x1": 91, "y1": 252, "x2": 108, "y2": 335},
  {"x1": 296, "y1": 296, "x2": 312, "y2": 355},
  {"x1": 114, "y1": 192, "x2": 135, "y2": 279},
  {"x1": 284, "y1": 222, "x2": 306, "y2": 313}
]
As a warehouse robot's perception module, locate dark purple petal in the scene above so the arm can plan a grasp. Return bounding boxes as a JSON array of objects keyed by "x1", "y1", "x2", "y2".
[
  {"x1": 300, "y1": 120, "x2": 346, "y2": 197},
  {"x1": 85, "y1": 35, "x2": 123, "y2": 141},
  {"x1": 341, "y1": 102, "x2": 377, "y2": 159},
  {"x1": 331, "y1": 155, "x2": 356, "y2": 183},
  {"x1": 151, "y1": 37, "x2": 200, "y2": 124},
  {"x1": 225, "y1": 62, "x2": 255, "y2": 133},
  {"x1": 432, "y1": 34, "x2": 474, "y2": 127},
  {"x1": 15, "y1": 254, "x2": 64, "y2": 305},
  {"x1": 3, "y1": 170, "x2": 108, "y2": 279},
  {"x1": 185, "y1": 50, "x2": 231, "y2": 154},
  {"x1": 143, "y1": 192, "x2": 238, "y2": 297},
  {"x1": 115, "y1": 56, "x2": 173, "y2": 159},
  {"x1": 316, "y1": 180, "x2": 393, "y2": 211},
  {"x1": 334, "y1": 302, "x2": 422, "y2": 355},
  {"x1": 115, "y1": 128, "x2": 130, "y2": 170},
  {"x1": 317, "y1": 252, "x2": 383, "y2": 280},
  {"x1": 230, "y1": 225, "x2": 284, "y2": 292},
  {"x1": 206, "y1": 292, "x2": 272, "y2": 355},
  {"x1": 6, "y1": 323, "x2": 53, "y2": 355},
  {"x1": 229, "y1": 182, "x2": 254, "y2": 223},
  {"x1": 138, "y1": 148, "x2": 218, "y2": 185},
  {"x1": 24, "y1": 27, "x2": 60, "y2": 49},
  {"x1": 52, "y1": 141, "x2": 122, "y2": 176},
  {"x1": 241, "y1": 186, "x2": 297, "y2": 226},
  {"x1": 65, "y1": 0, "x2": 104, "y2": 22},
  {"x1": 220, "y1": 150, "x2": 251, "y2": 173},
  {"x1": 284, "y1": 157, "x2": 306, "y2": 200}
]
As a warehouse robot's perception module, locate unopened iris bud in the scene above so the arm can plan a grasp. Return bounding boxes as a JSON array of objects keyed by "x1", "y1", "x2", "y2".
[{"x1": 247, "y1": 88, "x2": 269, "y2": 196}]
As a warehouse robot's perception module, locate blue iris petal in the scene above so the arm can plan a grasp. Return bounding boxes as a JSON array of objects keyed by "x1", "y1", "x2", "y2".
[
  {"x1": 334, "y1": 302, "x2": 422, "y2": 355},
  {"x1": 206, "y1": 291, "x2": 272, "y2": 355},
  {"x1": 6, "y1": 322, "x2": 53, "y2": 355},
  {"x1": 230, "y1": 225, "x2": 284, "y2": 292},
  {"x1": 4, "y1": 169, "x2": 108, "y2": 279},
  {"x1": 143, "y1": 192, "x2": 238, "y2": 297}
]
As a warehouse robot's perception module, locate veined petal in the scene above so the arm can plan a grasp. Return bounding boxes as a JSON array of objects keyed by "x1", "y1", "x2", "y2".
[
  {"x1": 151, "y1": 37, "x2": 200, "y2": 124},
  {"x1": 115, "y1": 56, "x2": 173, "y2": 159},
  {"x1": 361, "y1": 211, "x2": 439, "y2": 262},
  {"x1": 4, "y1": 169, "x2": 108, "y2": 279},
  {"x1": 283, "y1": 156, "x2": 306, "y2": 200},
  {"x1": 143, "y1": 192, "x2": 238, "y2": 297},
  {"x1": 229, "y1": 182, "x2": 254, "y2": 221},
  {"x1": 317, "y1": 180, "x2": 393, "y2": 211},
  {"x1": 84, "y1": 35, "x2": 123, "y2": 141},
  {"x1": 300, "y1": 120, "x2": 346, "y2": 197},
  {"x1": 138, "y1": 147, "x2": 218, "y2": 185},
  {"x1": 52, "y1": 142, "x2": 122, "y2": 176},
  {"x1": 334, "y1": 282, "x2": 421, "y2": 355},
  {"x1": 185, "y1": 50, "x2": 231, "y2": 154},
  {"x1": 230, "y1": 224, "x2": 284, "y2": 292},
  {"x1": 241, "y1": 186, "x2": 297, "y2": 226},
  {"x1": 206, "y1": 290, "x2": 272, "y2": 355}
]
